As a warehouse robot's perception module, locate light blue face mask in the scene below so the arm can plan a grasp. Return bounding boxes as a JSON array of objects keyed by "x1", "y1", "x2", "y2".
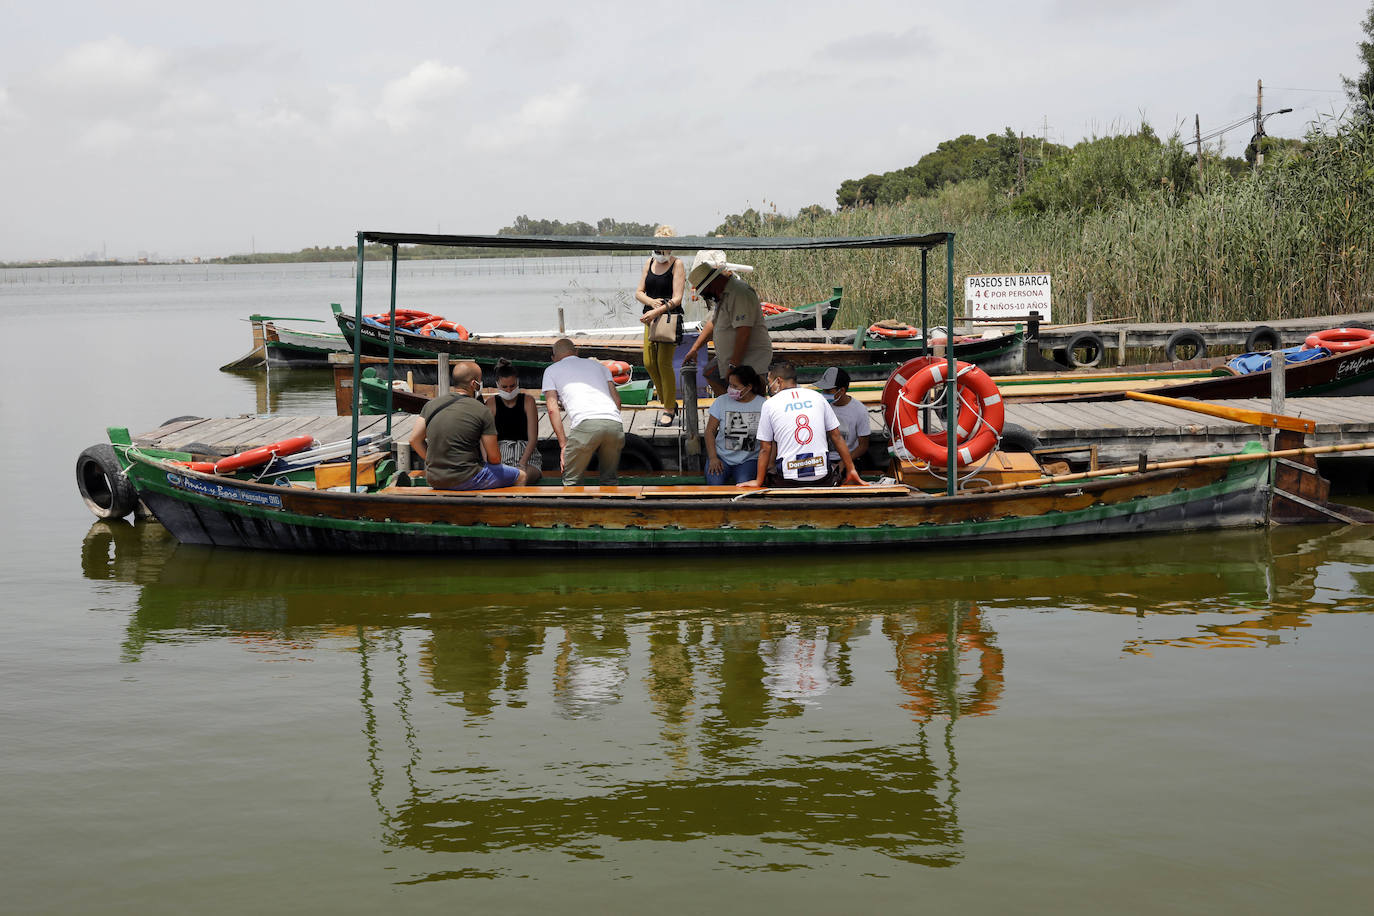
[{"x1": 822, "y1": 392, "x2": 836, "y2": 403}]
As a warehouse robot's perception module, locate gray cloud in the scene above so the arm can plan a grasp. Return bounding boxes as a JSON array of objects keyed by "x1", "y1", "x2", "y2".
[{"x1": 822, "y1": 26, "x2": 932, "y2": 62}]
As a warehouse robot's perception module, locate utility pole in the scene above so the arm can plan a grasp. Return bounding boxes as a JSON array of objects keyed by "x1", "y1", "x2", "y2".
[
  {"x1": 1195, "y1": 114, "x2": 1204, "y2": 192},
  {"x1": 1254, "y1": 79, "x2": 1264, "y2": 170},
  {"x1": 1017, "y1": 133, "x2": 1026, "y2": 193},
  {"x1": 1041, "y1": 115, "x2": 1049, "y2": 159}
]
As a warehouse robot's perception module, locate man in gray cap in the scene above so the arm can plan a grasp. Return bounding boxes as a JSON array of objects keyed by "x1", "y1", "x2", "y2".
[
  {"x1": 682, "y1": 251, "x2": 772, "y2": 395},
  {"x1": 816, "y1": 366, "x2": 870, "y2": 469}
]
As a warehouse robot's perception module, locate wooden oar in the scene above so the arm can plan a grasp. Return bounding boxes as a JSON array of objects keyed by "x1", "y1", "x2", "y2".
[
  {"x1": 970, "y1": 440, "x2": 1374, "y2": 495},
  {"x1": 1124, "y1": 390, "x2": 1315, "y2": 433}
]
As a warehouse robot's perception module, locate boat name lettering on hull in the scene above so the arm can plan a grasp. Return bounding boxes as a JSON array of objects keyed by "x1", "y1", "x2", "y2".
[
  {"x1": 166, "y1": 473, "x2": 284, "y2": 508},
  {"x1": 1336, "y1": 354, "x2": 1374, "y2": 378}
]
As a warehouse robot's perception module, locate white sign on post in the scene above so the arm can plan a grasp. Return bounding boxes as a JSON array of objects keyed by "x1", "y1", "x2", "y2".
[{"x1": 965, "y1": 273, "x2": 1052, "y2": 323}]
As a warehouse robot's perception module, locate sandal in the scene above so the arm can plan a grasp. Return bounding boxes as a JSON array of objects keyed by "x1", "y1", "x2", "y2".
[{"x1": 658, "y1": 412, "x2": 677, "y2": 426}]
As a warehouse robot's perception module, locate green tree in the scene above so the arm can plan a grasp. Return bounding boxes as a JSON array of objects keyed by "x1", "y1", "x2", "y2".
[{"x1": 1344, "y1": 1, "x2": 1374, "y2": 121}]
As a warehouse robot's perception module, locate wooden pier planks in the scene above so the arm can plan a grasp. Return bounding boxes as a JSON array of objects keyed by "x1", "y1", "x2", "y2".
[{"x1": 130, "y1": 395, "x2": 1374, "y2": 469}]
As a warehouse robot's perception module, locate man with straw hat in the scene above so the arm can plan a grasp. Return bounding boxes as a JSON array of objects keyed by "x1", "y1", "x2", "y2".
[{"x1": 682, "y1": 250, "x2": 772, "y2": 396}]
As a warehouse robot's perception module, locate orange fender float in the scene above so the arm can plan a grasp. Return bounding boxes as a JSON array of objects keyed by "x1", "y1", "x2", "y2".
[
  {"x1": 868, "y1": 322, "x2": 922, "y2": 340},
  {"x1": 760, "y1": 301, "x2": 788, "y2": 315},
  {"x1": 213, "y1": 434, "x2": 316, "y2": 474},
  {"x1": 601, "y1": 360, "x2": 632, "y2": 385},
  {"x1": 885, "y1": 358, "x2": 1004, "y2": 467},
  {"x1": 1304, "y1": 327, "x2": 1374, "y2": 352},
  {"x1": 418, "y1": 319, "x2": 471, "y2": 340}
]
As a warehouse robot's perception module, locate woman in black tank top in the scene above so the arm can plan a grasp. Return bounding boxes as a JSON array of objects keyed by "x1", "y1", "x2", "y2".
[
  {"x1": 485, "y1": 359, "x2": 542, "y2": 481},
  {"x1": 636, "y1": 225, "x2": 686, "y2": 426}
]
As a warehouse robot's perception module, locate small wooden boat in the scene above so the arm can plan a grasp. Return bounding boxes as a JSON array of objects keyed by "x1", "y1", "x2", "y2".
[
  {"x1": 220, "y1": 315, "x2": 353, "y2": 370},
  {"x1": 84, "y1": 228, "x2": 1374, "y2": 554},
  {"x1": 102, "y1": 424, "x2": 1280, "y2": 552},
  {"x1": 334, "y1": 305, "x2": 1024, "y2": 381}
]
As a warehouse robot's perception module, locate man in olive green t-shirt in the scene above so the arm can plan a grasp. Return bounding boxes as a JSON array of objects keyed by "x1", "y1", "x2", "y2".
[{"x1": 408, "y1": 361, "x2": 528, "y2": 490}]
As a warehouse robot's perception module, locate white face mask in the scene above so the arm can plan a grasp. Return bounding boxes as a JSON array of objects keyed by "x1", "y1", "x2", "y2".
[
  {"x1": 652, "y1": 251, "x2": 670, "y2": 264},
  {"x1": 497, "y1": 388, "x2": 519, "y2": 401}
]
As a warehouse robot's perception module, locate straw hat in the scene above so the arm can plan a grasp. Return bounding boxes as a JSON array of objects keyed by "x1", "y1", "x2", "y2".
[{"x1": 689, "y1": 250, "x2": 729, "y2": 293}]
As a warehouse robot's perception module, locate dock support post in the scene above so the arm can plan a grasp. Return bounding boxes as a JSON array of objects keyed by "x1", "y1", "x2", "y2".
[
  {"x1": 437, "y1": 354, "x2": 450, "y2": 396},
  {"x1": 681, "y1": 362, "x2": 701, "y2": 471},
  {"x1": 815, "y1": 299, "x2": 823, "y2": 331},
  {"x1": 558, "y1": 308, "x2": 565, "y2": 334},
  {"x1": 1270, "y1": 350, "x2": 1286, "y2": 448},
  {"x1": 1085, "y1": 291, "x2": 1094, "y2": 325},
  {"x1": 1118, "y1": 328, "x2": 1127, "y2": 365}
]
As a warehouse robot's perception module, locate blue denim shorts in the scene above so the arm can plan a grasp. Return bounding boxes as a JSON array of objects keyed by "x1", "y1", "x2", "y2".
[{"x1": 453, "y1": 462, "x2": 521, "y2": 490}]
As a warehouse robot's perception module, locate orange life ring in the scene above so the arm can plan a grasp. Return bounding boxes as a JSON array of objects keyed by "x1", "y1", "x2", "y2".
[
  {"x1": 418, "y1": 319, "x2": 471, "y2": 340},
  {"x1": 889, "y1": 360, "x2": 1004, "y2": 467},
  {"x1": 601, "y1": 360, "x2": 632, "y2": 385},
  {"x1": 870, "y1": 322, "x2": 924, "y2": 340},
  {"x1": 1304, "y1": 327, "x2": 1374, "y2": 352},
  {"x1": 213, "y1": 434, "x2": 316, "y2": 474},
  {"x1": 171, "y1": 460, "x2": 217, "y2": 473}
]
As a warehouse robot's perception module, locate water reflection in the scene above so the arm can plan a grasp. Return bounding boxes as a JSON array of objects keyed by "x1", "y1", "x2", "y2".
[{"x1": 83, "y1": 520, "x2": 1374, "y2": 874}]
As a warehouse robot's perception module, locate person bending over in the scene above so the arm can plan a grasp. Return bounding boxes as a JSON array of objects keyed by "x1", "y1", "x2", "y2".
[{"x1": 541, "y1": 338, "x2": 625, "y2": 486}]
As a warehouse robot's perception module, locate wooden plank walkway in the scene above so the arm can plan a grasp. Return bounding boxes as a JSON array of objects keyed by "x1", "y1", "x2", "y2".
[{"x1": 131, "y1": 396, "x2": 1374, "y2": 470}]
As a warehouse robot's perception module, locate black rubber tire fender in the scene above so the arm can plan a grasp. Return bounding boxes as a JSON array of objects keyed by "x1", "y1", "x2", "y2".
[
  {"x1": 1244, "y1": 325, "x2": 1281, "y2": 352},
  {"x1": 1164, "y1": 329, "x2": 1208, "y2": 362},
  {"x1": 617, "y1": 433, "x2": 663, "y2": 472},
  {"x1": 76, "y1": 443, "x2": 139, "y2": 520},
  {"x1": 1064, "y1": 330, "x2": 1104, "y2": 368},
  {"x1": 161, "y1": 415, "x2": 203, "y2": 427},
  {"x1": 998, "y1": 423, "x2": 1042, "y2": 454}
]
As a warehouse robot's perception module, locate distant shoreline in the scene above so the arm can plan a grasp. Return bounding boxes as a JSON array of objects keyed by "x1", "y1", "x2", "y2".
[{"x1": 1, "y1": 246, "x2": 647, "y2": 269}]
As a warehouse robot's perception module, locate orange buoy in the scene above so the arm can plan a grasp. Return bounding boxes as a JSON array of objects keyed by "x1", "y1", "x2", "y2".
[
  {"x1": 1304, "y1": 327, "x2": 1374, "y2": 352},
  {"x1": 418, "y1": 319, "x2": 471, "y2": 340},
  {"x1": 868, "y1": 322, "x2": 922, "y2": 340},
  {"x1": 601, "y1": 360, "x2": 632, "y2": 385},
  {"x1": 889, "y1": 360, "x2": 1004, "y2": 467},
  {"x1": 213, "y1": 434, "x2": 316, "y2": 474}
]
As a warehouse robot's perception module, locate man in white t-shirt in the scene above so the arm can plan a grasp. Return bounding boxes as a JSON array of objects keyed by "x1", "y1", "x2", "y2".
[
  {"x1": 742, "y1": 360, "x2": 864, "y2": 489},
  {"x1": 541, "y1": 338, "x2": 625, "y2": 485},
  {"x1": 815, "y1": 366, "x2": 871, "y2": 468}
]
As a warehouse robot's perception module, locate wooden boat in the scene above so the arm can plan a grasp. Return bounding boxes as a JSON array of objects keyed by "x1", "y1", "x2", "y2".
[
  {"x1": 220, "y1": 315, "x2": 353, "y2": 370},
  {"x1": 334, "y1": 304, "x2": 1024, "y2": 381},
  {"x1": 82, "y1": 228, "x2": 1374, "y2": 554},
  {"x1": 105, "y1": 424, "x2": 1280, "y2": 552}
]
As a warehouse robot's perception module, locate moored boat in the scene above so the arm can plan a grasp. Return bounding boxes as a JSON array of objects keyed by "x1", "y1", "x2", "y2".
[{"x1": 83, "y1": 227, "x2": 1374, "y2": 555}]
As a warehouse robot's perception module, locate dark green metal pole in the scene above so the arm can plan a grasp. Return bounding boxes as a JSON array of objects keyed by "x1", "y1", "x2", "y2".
[
  {"x1": 349, "y1": 232, "x2": 365, "y2": 492},
  {"x1": 385, "y1": 245, "x2": 398, "y2": 435},
  {"x1": 945, "y1": 234, "x2": 956, "y2": 497},
  {"x1": 920, "y1": 249, "x2": 928, "y2": 344}
]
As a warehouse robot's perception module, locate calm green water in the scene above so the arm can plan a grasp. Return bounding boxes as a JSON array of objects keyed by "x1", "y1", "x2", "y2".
[{"x1": 4, "y1": 262, "x2": 1373, "y2": 913}]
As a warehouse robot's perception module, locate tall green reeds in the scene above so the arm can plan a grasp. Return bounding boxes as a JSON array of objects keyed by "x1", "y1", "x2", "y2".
[{"x1": 742, "y1": 120, "x2": 1373, "y2": 328}]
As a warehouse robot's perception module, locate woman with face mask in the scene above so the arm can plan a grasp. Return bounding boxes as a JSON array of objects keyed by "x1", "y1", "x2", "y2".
[
  {"x1": 703, "y1": 365, "x2": 766, "y2": 485},
  {"x1": 485, "y1": 358, "x2": 543, "y2": 483},
  {"x1": 636, "y1": 225, "x2": 686, "y2": 426}
]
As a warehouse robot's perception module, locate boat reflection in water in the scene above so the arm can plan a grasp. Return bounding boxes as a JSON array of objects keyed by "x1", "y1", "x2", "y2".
[{"x1": 80, "y1": 519, "x2": 1374, "y2": 875}]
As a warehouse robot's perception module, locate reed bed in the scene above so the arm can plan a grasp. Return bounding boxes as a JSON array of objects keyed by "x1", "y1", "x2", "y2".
[{"x1": 743, "y1": 121, "x2": 1373, "y2": 328}]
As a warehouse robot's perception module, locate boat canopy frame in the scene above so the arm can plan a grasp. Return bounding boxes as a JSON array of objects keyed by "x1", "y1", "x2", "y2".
[{"x1": 348, "y1": 229, "x2": 960, "y2": 495}]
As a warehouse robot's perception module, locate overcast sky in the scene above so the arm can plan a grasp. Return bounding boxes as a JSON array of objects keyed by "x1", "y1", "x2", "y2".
[{"x1": 1, "y1": 0, "x2": 1366, "y2": 261}]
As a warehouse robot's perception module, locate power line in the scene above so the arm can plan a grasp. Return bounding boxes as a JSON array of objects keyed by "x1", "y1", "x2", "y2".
[{"x1": 1269, "y1": 86, "x2": 1343, "y2": 93}]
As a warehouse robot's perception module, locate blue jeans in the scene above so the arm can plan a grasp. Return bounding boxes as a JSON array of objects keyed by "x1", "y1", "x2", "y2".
[
  {"x1": 450, "y1": 462, "x2": 521, "y2": 490},
  {"x1": 706, "y1": 458, "x2": 757, "y2": 485}
]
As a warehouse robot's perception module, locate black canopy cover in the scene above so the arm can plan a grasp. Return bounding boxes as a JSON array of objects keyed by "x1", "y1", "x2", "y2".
[{"x1": 359, "y1": 230, "x2": 951, "y2": 252}]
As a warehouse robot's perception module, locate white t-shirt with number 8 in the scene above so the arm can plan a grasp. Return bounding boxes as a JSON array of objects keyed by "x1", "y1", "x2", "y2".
[{"x1": 757, "y1": 387, "x2": 840, "y2": 480}]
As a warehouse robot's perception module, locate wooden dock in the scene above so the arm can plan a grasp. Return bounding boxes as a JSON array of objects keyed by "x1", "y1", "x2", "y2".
[{"x1": 132, "y1": 396, "x2": 1374, "y2": 475}]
